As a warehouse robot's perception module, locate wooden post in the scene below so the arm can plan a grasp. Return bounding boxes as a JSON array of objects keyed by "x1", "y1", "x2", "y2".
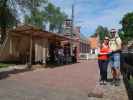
[
  {"x1": 28, "y1": 35, "x2": 33, "y2": 69},
  {"x1": 9, "y1": 36, "x2": 12, "y2": 54}
]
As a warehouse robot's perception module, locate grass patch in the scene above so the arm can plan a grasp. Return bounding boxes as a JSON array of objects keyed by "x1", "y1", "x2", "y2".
[{"x1": 0, "y1": 63, "x2": 14, "y2": 68}]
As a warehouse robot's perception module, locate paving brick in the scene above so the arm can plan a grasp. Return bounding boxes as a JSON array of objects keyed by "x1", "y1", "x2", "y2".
[{"x1": 0, "y1": 60, "x2": 129, "y2": 100}]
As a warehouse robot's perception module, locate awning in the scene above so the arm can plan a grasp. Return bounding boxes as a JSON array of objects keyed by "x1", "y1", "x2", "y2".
[{"x1": 10, "y1": 25, "x2": 74, "y2": 42}]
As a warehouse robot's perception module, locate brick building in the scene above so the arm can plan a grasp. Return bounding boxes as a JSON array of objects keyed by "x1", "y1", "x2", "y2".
[{"x1": 88, "y1": 35, "x2": 99, "y2": 54}]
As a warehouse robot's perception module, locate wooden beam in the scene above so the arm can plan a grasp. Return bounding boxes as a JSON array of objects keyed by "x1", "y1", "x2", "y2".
[{"x1": 28, "y1": 35, "x2": 33, "y2": 69}]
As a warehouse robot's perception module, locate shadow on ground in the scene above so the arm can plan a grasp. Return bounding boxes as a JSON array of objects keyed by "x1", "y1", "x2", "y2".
[
  {"x1": 45, "y1": 62, "x2": 80, "y2": 68},
  {"x1": 0, "y1": 62, "x2": 80, "y2": 80},
  {"x1": 0, "y1": 68, "x2": 33, "y2": 80}
]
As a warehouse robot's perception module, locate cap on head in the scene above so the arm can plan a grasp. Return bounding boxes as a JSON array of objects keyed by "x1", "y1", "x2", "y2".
[{"x1": 110, "y1": 29, "x2": 117, "y2": 33}]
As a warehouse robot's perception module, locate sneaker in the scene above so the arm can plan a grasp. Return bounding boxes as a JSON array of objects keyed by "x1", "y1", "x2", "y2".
[
  {"x1": 99, "y1": 78, "x2": 102, "y2": 82},
  {"x1": 111, "y1": 79, "x2": 116, "y2": 85},
  {"x1": 99, "y1": 80, "x2": 104, "y2": 85},
  {"x1": 103, "y1": 81, "x2": 107, "y2": 85},
  {"x1": 115, "y1": 79, "x2": 120, "y2": 86}
]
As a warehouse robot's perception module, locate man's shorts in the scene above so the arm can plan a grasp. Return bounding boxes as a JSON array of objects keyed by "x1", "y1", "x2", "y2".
[{"x1": 110, "y1": 53, "x2": 120, "y2": 68}]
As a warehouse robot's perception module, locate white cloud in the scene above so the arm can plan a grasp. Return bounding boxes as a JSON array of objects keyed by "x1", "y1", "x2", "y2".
[{"x1": 50, "y1": 0, "x2": 133, "y2": 36}]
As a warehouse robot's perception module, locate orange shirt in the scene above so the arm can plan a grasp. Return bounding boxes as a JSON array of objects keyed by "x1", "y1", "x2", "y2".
[{"x1": 98, "y1": 47, "x2": 110, "y2": 60}]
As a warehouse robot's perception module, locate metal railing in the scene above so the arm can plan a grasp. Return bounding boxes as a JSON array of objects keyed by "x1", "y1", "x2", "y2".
[{"x1": 121, "y1": 50, "x2": 133, "y2": 100}]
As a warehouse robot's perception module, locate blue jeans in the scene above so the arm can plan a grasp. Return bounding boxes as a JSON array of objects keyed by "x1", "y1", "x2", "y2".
[
  {"x1": 98, "y1": 60, "x2": 109, "y2": 81},
  {"x1": 110, "y1": 53, "x2": 120, "y2": 68}
]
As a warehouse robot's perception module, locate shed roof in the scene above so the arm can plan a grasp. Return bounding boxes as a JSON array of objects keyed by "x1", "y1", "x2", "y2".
[{"x1": 10, "y1": 25, "x2": 73, "y2": 42}]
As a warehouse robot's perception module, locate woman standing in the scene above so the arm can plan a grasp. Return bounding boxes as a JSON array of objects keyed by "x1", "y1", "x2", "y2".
[{"x1": 98, "y1": 37, "x2": 111, "y2": 84}]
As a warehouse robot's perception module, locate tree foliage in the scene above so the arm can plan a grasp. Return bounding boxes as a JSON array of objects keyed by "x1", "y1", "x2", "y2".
[
  {"x1": 17, "y1": 0, "x2": 47, "y2": 12},
  {"x1": 0, "y1": 0, "x2": 68, "y2": 44},
  {"x1": 24, "y1": 10, "x2": 45, "y2": 28},
  {"x1": 45, "y1": 3, "x2": 67, "y2": 32},
  {"x1": 18, "y1": 0, "x2": 48, "y2": 28},
  {"x1": 95, "y1": 25, "x2": 109, "y2": 42},
  {"x1": 0, "y1": 0, "x2": 17, "y2": 43},
  {"x1": 120, "y1": 12, "x2": 133, "y2": 42},
  {"x1": 24, "y1": 2, "x2": 67, "y2": 32}
]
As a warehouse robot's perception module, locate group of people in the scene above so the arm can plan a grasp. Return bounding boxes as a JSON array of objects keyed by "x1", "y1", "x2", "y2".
[
  {"x1": 98, "y1": 29, "x2": 122, "y2": 86},
  {"x1": 54, "y1": 45, "x2": 77, "y2": 65}
]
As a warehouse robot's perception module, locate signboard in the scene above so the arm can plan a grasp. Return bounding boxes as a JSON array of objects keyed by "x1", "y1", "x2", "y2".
[
  {"x1": 64, "y1": 19, "x2": 72, "y2": 28},
  {"x1": 64, "y1": 19, "x2": 72, "y2": 36}
]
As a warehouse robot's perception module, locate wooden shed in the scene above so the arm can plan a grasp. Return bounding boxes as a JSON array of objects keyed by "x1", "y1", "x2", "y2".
[{"x1": 0, "y1": 25, "x2": 73, "y2": 64}]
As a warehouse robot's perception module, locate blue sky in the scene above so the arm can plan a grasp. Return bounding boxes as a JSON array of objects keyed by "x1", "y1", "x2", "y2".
[{"x1": 50, "y1": 0, "x2": 133, "y2": 36}]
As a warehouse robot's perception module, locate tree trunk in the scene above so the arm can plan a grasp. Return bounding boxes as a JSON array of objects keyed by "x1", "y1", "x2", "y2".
[
  {"x1": 0, "y1": 25, "x2": 6, "y2": 44},
  {"x1": 0, "y1": 0, "x2": 7, "y2": 44}
]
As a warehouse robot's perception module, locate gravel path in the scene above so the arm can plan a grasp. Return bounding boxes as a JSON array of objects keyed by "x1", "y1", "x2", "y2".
[
  {"x1": 88, "y1": 64, "x2": 128, "y2": 100},
  {"x1": 88, "y1": 80, "x2": 128, "y2": 100}
]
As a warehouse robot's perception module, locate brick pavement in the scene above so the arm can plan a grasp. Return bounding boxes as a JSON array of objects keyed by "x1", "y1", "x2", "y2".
[
  {"x1": 0, "y1": 60, "x2": 128, "y2": 100},
  {"x1": 9, "y1": 60, "x2": 99, "y2": 93}
]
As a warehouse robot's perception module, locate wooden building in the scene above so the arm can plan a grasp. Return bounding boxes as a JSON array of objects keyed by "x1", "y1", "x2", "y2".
[
  {"x1": 0, "y1": 25, "x2": 74, "y2": 64},
  {"x1": 88, "y1": 36, "x2": 99, "y2": 54}
]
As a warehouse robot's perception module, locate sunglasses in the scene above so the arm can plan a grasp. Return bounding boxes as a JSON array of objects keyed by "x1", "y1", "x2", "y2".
[{"x1": 111, "y1": 32, "x2": 116, "y2": 33}]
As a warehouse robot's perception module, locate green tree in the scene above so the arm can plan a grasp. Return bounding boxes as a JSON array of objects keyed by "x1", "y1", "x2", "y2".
[
  {"x1": 19, "y1": 0, "x2": 48, "y2": 28},
  {"x1": 17, "y1": 0, "x2": 48, "y2": 12},
  {"x1": 120, "y1": 12, "x2": 133, "y2": 42},
  {"x1": 0, "y1": 0, "x2": 48, "y2": 43},
  {"x1": 0, "y1": 0, "x2": 17, "y2": 43},
  {"x1": 24, "y1": 2, "x2": 67, "y2": 32},
  {"x1": 0, "y1": 0, "x2": 67, "y2": 42},
  {"x1": 24, "y1": 10, "x2": 45, "y2": 28},
  {"x1": 118, "y1": 29, "x2": 126, "y2": 44},
  {"x1": 95, "y1": 25, "x2": 109, "y2": 43},
  {"x1": 45, "y1": 3, "x2": 67, "y2": 32},
  {"x1": 54, "y1": 8, "x2": 67, "y2": 33}
]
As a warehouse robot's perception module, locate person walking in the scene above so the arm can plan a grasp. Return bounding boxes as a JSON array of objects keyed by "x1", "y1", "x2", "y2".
[
  {"x1": 73, "y1": 47, "x2": 77, "y2": 63},
  {"x1": 98, "y1": 37, "x2": 111, "y2": 85},
  {"x1": 109, "y1": 29, "x2": 122, "y2": 86},
  {"x1": 58, "y1": 46, "x2": 64, "y2": 65}
]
